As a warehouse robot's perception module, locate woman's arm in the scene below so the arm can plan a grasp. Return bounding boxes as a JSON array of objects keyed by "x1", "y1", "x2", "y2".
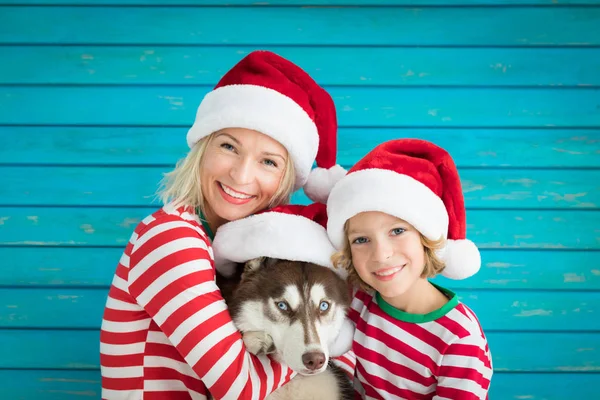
[
  {"x1": 127, "y1": 215, "x2": 294, "y2": 399},
  {"x1": 434, "y1": 334, "x2": 493, "y2": 400}
]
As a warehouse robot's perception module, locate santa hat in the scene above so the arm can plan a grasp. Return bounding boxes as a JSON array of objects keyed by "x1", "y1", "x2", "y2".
[
  {"x1": 212, "y1": 202, "x2": 346, "y2": 279},
  {"x1": 326, "y1": 139, "x2": 480, "y2": 280},
  {"x1": 186, "y1": 50, "x2": 345, "y2": 201}
]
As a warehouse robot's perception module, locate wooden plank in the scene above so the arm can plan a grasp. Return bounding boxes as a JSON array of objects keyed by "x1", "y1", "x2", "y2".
[
  {"x1": 0, "y1": 330, "x2": 101, "y2": 369},
  {"x1": 3, "y1": 46, "x2": 600, "y2": 86},
  {"x1": 2, "y1": 127, "x2": 599, "y2": 168},
  {"x1": 0, "y1": 207, "x2": 597, "y2": 249},
  {"x1": 0, "y1": 329, "x2": 597, "y2": 372},
  {"x1": 0, "y1": 370, "x2": 598, "y2": 400},
  {"x1": 1, "y1": 6, "x2": 599, "y2": 46},
  {"x1": 490, "y1": 373, "x2": 599, "y2": 400},
  {"x1": 1, "y1": 247, "x2": 598, "y2": 291},
  {"x1": 3, "y1": 166, "x2": 598, "y2": 209},
  {"x1": 0, "y1": 287, "x2": 598, "y2": 330},
  {"x1": 1, "y1": 87, "x2": 599, "y2": 127},
  {"x1": 0, "y1": 370, "x2": 101, "y2": 400},
  {"x1": 4, "y1": 1, "x2": 600, "y2": 5}
]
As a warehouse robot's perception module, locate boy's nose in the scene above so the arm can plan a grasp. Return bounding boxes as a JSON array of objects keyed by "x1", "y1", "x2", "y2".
[{"x1": 372, "y1": 239, "x2": 394, "y2": 262}]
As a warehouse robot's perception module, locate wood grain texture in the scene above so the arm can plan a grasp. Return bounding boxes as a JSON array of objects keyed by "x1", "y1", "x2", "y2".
[
  {"x1": 1, "y1": 86, "x2": 599, "y2": 127},
  {"x1": 3, "y1": 46, "x2": 600, "y2": 86},
  {"x1": 2, "y1": 166, "x2": 598, "y2": 209},
  {"x1": 1, "y1": 329, "x2": 597, "y2": 371},
  {"x1": 0, "y1": 369, "x2": 597, "y2": 400},
  {"x1": 3, "y1": 127, "x2": 599, "y2": 168},
  {"x1": 2, "y1": 6, "x2": 599, "y2": 46},
  {"x1": 4, "y1": 0, "x2": 600, "y2": 4},
  {"x1": 0, "y1": 287, "x2": 598, "y2": 330},
  {"x1": 1, "y1": 207, "x2": 597, "y2": 249},
  {"x1": 1, "y1": 247, "x2": 598, "y2": 290}
]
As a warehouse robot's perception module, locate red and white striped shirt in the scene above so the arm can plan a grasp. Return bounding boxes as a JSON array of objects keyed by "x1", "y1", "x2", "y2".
[
  {"x1": 348, "y1": 286, "x2": 492, "y2": 399},
  {"x1": 100, "y1": 205, "x2": 296, "y2": 399}
]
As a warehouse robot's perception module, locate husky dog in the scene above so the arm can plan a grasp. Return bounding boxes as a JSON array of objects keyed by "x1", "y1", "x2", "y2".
[{"x1": 217, "y1": 257, "x2": 355, "y2": 400}]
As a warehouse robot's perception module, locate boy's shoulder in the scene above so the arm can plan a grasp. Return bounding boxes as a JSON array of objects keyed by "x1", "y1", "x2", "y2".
[{"x1": 443, "y1": 301, "x2": 488, "y2": 343}]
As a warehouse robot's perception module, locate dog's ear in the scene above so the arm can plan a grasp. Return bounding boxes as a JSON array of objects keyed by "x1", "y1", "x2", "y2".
[
  {"x1": 244, "y1": 257, "x2": 280, "y2": 273},
  {"x1": 244, "y1": 257, "x2": 266, "y2": 274}
]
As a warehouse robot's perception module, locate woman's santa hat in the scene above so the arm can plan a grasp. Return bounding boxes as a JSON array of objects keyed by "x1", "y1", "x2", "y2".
[
  {"x1": 326, "y1": 139, "x2": 481, "y2": 280},
  {"x1": 186, "y1": 50, "x2": 345, "y2": 203},
  {"x1": 212, "y1": 202, "x2": 346, "y2": 279}
]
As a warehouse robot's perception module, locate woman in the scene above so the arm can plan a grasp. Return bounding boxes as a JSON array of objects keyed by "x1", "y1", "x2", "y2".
[{"x1": 100, "y1": 51, "x2": 346, "y2": 400}]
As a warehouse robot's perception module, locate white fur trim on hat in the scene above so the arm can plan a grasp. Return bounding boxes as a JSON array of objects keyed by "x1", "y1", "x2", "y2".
[
  {"x1": 212, "y1": 212, "x2": 346, "y2": 279},
  {"x1": 439, "y1": 239, "x2": 481, "y2": 279},
  {"x1": 186, "y1": 84, "x2": 319, "y2": 190},
  {"x1": 327, "y1": 169, "x2": 449, "y2": 249},
  {"x1": 304, "y1": 164, "x2": 347, "y2": 204}
]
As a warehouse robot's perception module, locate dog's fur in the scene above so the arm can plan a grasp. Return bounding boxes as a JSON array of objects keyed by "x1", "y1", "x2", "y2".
[{"x1": 216, "y1": 257, "x2": 354, "y2": 400}]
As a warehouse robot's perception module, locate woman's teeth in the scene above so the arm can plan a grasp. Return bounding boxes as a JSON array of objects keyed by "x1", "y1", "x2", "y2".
[{"x1": 220, "y1": 183, "x2": 253, "y2": 199}]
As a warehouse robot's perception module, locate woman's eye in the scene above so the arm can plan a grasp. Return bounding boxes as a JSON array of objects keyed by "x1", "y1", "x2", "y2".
[
  {"x1": 319, "y1": 301, "x2": 330, "y2": 312},
  {"x1": 276, "y1": 301, "x2": 288, "y2": 311},
  {"x1": 220, "y1": 142, "x2": 235, "y2": 151},
  {"x1": 391, "y1": 228, "x2": 405, "y2": 236},
  {"x1": 352, "y1": 237, "x2": 368, "y2": 244},
  {"x1": 263, "y1": 159, "x2": 278, "y2": 168}
]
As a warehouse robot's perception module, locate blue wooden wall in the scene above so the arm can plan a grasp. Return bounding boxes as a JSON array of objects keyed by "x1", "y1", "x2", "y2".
[{"x1": 1, "y1": 1, "x2": 599, "y2": 398}]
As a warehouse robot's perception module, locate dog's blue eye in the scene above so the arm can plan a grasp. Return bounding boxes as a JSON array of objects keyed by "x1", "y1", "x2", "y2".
[
  {"x1": 276, "y1": 301, "x2": 288, "y2": 311},
  {"x1": 319, "y1": 301, "x2": 329, "y2": 312}
]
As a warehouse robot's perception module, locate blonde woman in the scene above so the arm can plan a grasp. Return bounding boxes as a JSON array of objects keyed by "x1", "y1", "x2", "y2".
[{"x1": 100, "y1": 51, "x2": 346, "y2": 400}]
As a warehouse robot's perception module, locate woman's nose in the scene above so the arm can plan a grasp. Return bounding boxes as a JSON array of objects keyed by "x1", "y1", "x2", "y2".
[{"x1": 229, "y1": 157, "x2": 254, "y2": 184}]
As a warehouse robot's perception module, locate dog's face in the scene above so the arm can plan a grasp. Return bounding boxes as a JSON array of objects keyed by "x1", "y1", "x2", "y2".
[{"x1": 227, "y1": 258, "x2": 351, "y2": 375}]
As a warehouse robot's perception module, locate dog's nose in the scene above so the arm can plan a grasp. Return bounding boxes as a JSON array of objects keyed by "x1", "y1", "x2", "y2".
[{"x1": 302, "y1": 351, "x2": 326, "y2": 371}]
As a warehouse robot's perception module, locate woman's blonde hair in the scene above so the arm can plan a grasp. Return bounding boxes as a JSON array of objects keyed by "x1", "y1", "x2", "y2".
[
  {"x1": 157, "y1": 133, "x2": 296, "y2": 215},
  {"x1": 331, "y1": 220, "x2": 446, "y2": 292}
]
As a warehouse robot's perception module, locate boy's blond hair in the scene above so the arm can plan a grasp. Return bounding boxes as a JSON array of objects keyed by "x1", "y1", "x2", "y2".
[
  {"x1": 157, "y1": 133, "x2": 296, "y2": 215},
  {"x1": 331, "y1": 220, "x2": 446, "y2": 292}
]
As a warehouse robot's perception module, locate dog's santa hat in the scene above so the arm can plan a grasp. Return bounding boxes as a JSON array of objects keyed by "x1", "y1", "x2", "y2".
[
  {"x1": 186, "y1": 50, "x2": 345, "y2": 202},
  {"x1": 327, "y1": 139, "x2": 481, "y2": 280},
  {"x1": 212, "y1": 202, "x2": 346, "y2": 279}
]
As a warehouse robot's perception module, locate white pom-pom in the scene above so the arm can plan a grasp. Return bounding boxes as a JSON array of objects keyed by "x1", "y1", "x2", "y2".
[
  {"x1": 440, "y1": 239, "x2": 481, "y2": 280},
  {"x1": 304, "y1": 164, "x2": 347, "y2": 204},
  {"x1": 215, "y1": 259, "x2": 238, "y2": 277}
]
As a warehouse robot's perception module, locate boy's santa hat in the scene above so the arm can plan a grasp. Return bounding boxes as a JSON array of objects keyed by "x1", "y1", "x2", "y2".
[
  {"x1": 186, "y1": 50, "x2": 345, "y2": 202},
  {"x1": 212, "y1": 202, "x2": 347, "y2": 279},
  {"x1": 326, "y1": 139, "x2": 480, "y2": 280}
]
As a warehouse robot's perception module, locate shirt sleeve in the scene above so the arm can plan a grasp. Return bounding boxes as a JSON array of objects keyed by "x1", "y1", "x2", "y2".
[
  {"x1": 434, "y1": 333, "x2": 493, "y2": 400},
  {"x1": 127, "y1": 217, "x2": 294, "y2": 399}
]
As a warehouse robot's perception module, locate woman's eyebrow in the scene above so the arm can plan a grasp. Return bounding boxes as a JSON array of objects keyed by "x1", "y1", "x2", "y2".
[
  {"x1": 215, "y1": 132, "x2": 241, "y2": 145},
  {"x1": 262, "y1": 151, "x2": 286, "y2": 162}
]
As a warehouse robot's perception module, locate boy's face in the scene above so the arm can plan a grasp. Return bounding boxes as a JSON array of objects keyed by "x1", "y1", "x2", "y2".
[{"x1": 347, "y1": 211, "x2": 426, "y2": 300}]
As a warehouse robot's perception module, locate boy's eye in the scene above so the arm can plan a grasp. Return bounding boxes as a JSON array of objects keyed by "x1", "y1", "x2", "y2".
[
  {"x1": 391, "y1": 227, "x2": 405, "y2": 236},
  {"x1": 352, "y1": 237, "x2": 368, "y2": 244},
  {"x1": 220, "y1": 142, "x2": 235, "y2": 151},
  {"x1": 263, "y1": 158, "x2": 278, "y2": 168}
]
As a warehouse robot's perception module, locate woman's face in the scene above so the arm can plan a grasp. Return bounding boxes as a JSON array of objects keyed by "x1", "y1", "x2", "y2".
[{"x1": 201, "y1": 128, "x2": 289, "y2": 224}]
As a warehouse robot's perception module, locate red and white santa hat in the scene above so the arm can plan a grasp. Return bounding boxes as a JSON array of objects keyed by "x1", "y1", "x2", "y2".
[
  {"x1": 212, "y1": 202, "x2": 346, "y2": 279},
  {"x1": 186, "y1": 50, "x2": 346, "y2": 203},
  {"x1": 326, "y1": 139, "x2": 481, "y2": 280}
]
